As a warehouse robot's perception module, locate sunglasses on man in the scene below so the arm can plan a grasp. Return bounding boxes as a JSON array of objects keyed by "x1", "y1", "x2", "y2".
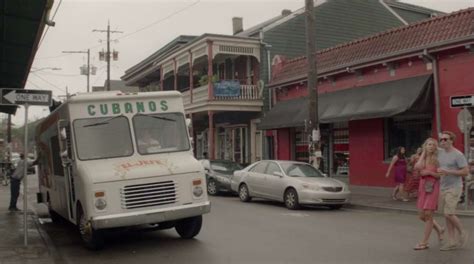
[{"x1": 439, "y1": 137, "x2": 451, "y2": 142}]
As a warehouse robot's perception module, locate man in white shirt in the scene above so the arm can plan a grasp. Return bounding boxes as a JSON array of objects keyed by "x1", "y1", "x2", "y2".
[
  {"x1": 437, "y1": 131, "x2": 469, "y2": 250},
  {"x1": 8, "y1": 154, "x2": 36, "y2": 212}
]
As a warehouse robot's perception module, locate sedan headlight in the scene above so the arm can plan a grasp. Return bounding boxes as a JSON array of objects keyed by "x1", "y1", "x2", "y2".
[{"x1": 302, "y1": 183, "x2": 321, "y2": 191}]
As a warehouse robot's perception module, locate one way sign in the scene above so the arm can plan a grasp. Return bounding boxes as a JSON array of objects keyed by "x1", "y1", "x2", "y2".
[{"x1": 0, "y1": 89, "x2": 52, "y2": 106}]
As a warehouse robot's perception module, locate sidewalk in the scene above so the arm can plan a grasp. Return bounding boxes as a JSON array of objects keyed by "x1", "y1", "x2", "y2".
[
  {"x1": 0, "y1": 180, "x2": 58, "y2": 264},
  {"x1": 333, "y1": 176, "x2": 474, "y2": 217}
]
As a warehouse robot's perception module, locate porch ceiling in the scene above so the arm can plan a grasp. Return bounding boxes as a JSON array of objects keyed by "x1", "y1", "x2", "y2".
[{"x1": 0, "y1": 0, "x2": 49, "y2": 114}]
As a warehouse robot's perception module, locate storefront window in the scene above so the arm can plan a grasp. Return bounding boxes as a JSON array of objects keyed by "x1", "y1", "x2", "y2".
[
  {"x1": 295, "y1": 128, "x2": 309, "y2": 163},
  {"x1": 333, "y1": 122, "x2": 349, "y2": 176},
  {"x1": 384, "y1": 117, "x2": 431, "y2": 160}
]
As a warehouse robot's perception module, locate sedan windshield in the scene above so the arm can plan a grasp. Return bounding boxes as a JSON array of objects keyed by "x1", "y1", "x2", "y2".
[
  {"x1": 133, "y1": 113, "x2": 190, "y2": 155},
  {"x1": 211, "y1": 161, "x2": 242, "y2": 173},
  {"x1": 73, "y1": 116, "x2": 133, "y2": 160},
  {"x1": 280, "y1": 163, "x2": 324, "y2": 177}
]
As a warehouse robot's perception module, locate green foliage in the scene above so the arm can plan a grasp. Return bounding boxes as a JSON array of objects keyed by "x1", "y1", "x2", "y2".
[{"x1": 198, "y1": 74, "x2": 219, "y2": 86}]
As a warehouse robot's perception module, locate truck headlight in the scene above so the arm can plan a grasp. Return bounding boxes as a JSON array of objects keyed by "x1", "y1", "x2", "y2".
[
  {"x1": 94, "y1": 191, "x2": 107, "y2": 210},
  {"x1": 95, "y1": 198, "x2": 107, "y2": 210},
  {"x1": 192, "y1": 179, "x2": 204, "y2": 198}
]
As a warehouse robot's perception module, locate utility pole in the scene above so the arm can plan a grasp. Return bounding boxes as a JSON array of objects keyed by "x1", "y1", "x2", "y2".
[
  {"x1": 305, "y1": 0, "x2": 320, "y2": 169},
  {"x1": 93, "y1": 21, "x2": 123, "y2": 91},
  {"x1": 62, "y1": 49, "x2": 94, "y2": 92}
]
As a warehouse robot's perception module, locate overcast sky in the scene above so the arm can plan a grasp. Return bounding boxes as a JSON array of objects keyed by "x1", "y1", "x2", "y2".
[{"x1": 8, "y1": 0, "x2": 474, "y2": 126}]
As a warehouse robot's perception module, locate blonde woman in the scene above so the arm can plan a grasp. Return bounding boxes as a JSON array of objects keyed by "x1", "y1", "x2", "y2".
[{"x1": 413, "y1": 138, "x2": 444, "y2": 250}]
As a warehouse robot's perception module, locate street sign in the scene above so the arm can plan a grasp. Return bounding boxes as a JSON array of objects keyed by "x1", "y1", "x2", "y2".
[
  {"x1": 0, "y1": 89, "x2": 52, "y2": 106},
  {"x1": 457, "y1": 108, "x2": 473, "y2": 133},
  {"x1": 450, "y1": 95, "x2": 474, "y2": 108}
]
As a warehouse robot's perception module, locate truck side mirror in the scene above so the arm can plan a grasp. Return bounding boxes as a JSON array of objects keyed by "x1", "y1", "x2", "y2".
[
  {"x1": 60, "y1": 127, "x2": 67, "y2": 140},
  {"x1": 60, "y1": 150, "x2": 71, "y2": 166}
]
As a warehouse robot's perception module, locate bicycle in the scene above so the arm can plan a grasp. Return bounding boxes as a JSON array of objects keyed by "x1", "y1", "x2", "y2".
[{"x1": 1, "y1": 162, "x2": 14, "y2": 186}]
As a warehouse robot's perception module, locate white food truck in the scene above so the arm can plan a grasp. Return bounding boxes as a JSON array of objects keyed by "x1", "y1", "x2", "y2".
[{"x1": 35, "y1": 91, "x2": 210, "y2": 249}]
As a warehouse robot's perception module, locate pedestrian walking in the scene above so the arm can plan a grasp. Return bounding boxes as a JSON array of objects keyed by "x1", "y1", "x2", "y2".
[
  {"x1": 385, "y1": 146, "x2": 409, "y2": 201},
  {"x1": 436, "y1": 131, "x2": 469, "y2": 251},
  {"x1": 413, "y1": 138, "x2": 444, "y2": 250},
  {"x1": 8, "y1": 154, "x2": 36, "y2": 212}
]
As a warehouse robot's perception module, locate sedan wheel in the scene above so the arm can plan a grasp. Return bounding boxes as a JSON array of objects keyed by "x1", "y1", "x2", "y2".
[
  {"x1": 207, "y1": 180, "x2": 218, "y2": 196},
  {"x1": 239, "y1": 184, "x2": 252, "y2": 202},
  {"x1": 284, "y1": 188, "x2": 301, "y2": 210}
]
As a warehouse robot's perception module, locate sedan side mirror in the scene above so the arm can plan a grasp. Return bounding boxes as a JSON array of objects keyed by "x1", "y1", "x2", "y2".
[{"x1": 273, "y1": 171, "x2": 284, "y2": 177}]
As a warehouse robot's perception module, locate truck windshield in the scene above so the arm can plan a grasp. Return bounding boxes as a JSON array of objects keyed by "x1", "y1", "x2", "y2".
[
  {"x1": 73, "y1": 116, "x2": 134, "y2": 160},
  {"x1": 133, "y1": 113, "x2": 190, "y2": 155}
]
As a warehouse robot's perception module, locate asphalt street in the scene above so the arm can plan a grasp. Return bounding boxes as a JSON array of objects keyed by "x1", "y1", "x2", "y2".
[{"x1": 33, "y1": 193, "x2": 474, "y2": 264}]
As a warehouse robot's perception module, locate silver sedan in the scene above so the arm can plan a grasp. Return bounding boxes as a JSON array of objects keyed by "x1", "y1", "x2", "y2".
[{"x1": 231, "y1": 160, "x2": 351, "y2": 210}]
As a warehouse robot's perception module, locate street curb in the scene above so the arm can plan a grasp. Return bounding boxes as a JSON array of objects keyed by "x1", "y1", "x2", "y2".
[
  {"x1": 33, "y1": 215, "x2": 66, "y2": 264},
  {"x1": 347, "y1": 203, "x2": 474, "y2": 218}
]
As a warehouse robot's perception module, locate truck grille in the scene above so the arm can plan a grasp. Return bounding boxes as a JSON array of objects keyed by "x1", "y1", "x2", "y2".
[
  {"x1": 322, "y1": 187, "x2": 343, "y2": 192},
  {"x1": 120, "y1": 181, "x2": 178, "y2": 209}
]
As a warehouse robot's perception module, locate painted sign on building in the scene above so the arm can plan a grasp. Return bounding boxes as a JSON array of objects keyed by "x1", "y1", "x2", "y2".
[{"x1": 214, "y1": 80, "x2": 240, "y2": 97}]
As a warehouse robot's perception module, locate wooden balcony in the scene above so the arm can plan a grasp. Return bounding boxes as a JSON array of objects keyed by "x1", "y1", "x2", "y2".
[{"x1": 182, "y1": 84, "x2": 263, "y2": 114}]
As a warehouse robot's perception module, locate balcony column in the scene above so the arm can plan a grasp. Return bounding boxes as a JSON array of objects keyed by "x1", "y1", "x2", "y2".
[
  {"x1": 246, "y1": 56, "x2": 251, "y2": 85},
  {"x1": 207, "y1": 40, "x2": 214, "y2": 100},
  {"x1": 208, "y1": 111, "x2": 215, "y2": 160},
  {"x1": 160, "y1": 65, "x2": 164, "y2": 91},
  {"x1": 189, "y1": 50, "x2": 193, "y2": 103},
  {"x1": 252, "y1": 58, "x2": 258, "y2": 85},
  {"x1": 173, "y1": 58, "x2": 178, "y2": 91}
]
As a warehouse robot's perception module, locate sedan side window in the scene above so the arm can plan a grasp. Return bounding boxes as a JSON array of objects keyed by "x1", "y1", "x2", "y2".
[
  {"x1": 266, "y1": 162, "x2": 282, "y2": 176},
  {"x1": 250, "y1": 162, "x2": 268, "y2": 173}
]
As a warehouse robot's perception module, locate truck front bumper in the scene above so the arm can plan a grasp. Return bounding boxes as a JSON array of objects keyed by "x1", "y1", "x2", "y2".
[{"x1": 91, "y1": 201, "x2": 211, "y2": 229}]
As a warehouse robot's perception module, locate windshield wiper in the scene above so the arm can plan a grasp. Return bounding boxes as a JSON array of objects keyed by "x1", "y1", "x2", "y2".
[
  {"x1": 82, "y1": 114, "x2": 124, "y2": 128},
  {"x1": 135, "y1": 113, "x2": 176, "y2": 122}
]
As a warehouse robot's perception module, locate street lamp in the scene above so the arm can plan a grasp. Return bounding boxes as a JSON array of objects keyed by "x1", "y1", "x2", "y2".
[{"x1": 30, "y1": 67, "x2": 62, "y2": 73}]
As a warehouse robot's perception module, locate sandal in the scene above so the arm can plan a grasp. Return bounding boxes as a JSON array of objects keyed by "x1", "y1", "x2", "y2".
[
  {"x1": 392, "y1": 196, "x2": 398, "y2": 201},
  {"x1": 413, "y1": 243, "x2": 429, "y2": 250}
]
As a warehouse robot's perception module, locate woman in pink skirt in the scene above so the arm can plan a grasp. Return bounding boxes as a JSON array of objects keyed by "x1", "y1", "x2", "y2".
[{"x1": 413, "y1": 138, "x2": 444, "y2": 250}]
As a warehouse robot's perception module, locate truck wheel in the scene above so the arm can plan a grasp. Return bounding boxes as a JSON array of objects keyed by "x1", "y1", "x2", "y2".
[
  {"x1": 175, "y1": 215, "x2": 202, "y2": 239},
  {"x1": 77, "y1": 206, "x2": 104, "y2": 250}
]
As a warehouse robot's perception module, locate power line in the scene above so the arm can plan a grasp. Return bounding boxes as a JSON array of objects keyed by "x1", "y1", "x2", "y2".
[
  {"x1": 30, "y1": 72, "x2": 66, "y2": 93},
  {"x1": 26, "y1": 79, "x2": 42, "y2": 90},
  {"x1": 92, "y1": 68, "x2": 107, "y2": 86},
  {"x1": 117, "y1": 0, "x2": 200, "y2": 41},
  {"x1": 35, "y1": 53, "x2": 73, "y2": 60},
  {"x1": 38, "y1": 71, "x2": 80, "y2": 77},
  {"x1": 36, "y1": 0, "x2": 200, "y2": 61}
]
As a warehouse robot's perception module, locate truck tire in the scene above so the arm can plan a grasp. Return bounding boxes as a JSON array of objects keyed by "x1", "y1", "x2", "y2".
[
  {"x1": 175, "y1": 215, "x2": 202, "y2": 239},
  {"x1": 77, "y1": 206, "x2": 104, "y2": 250}
]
